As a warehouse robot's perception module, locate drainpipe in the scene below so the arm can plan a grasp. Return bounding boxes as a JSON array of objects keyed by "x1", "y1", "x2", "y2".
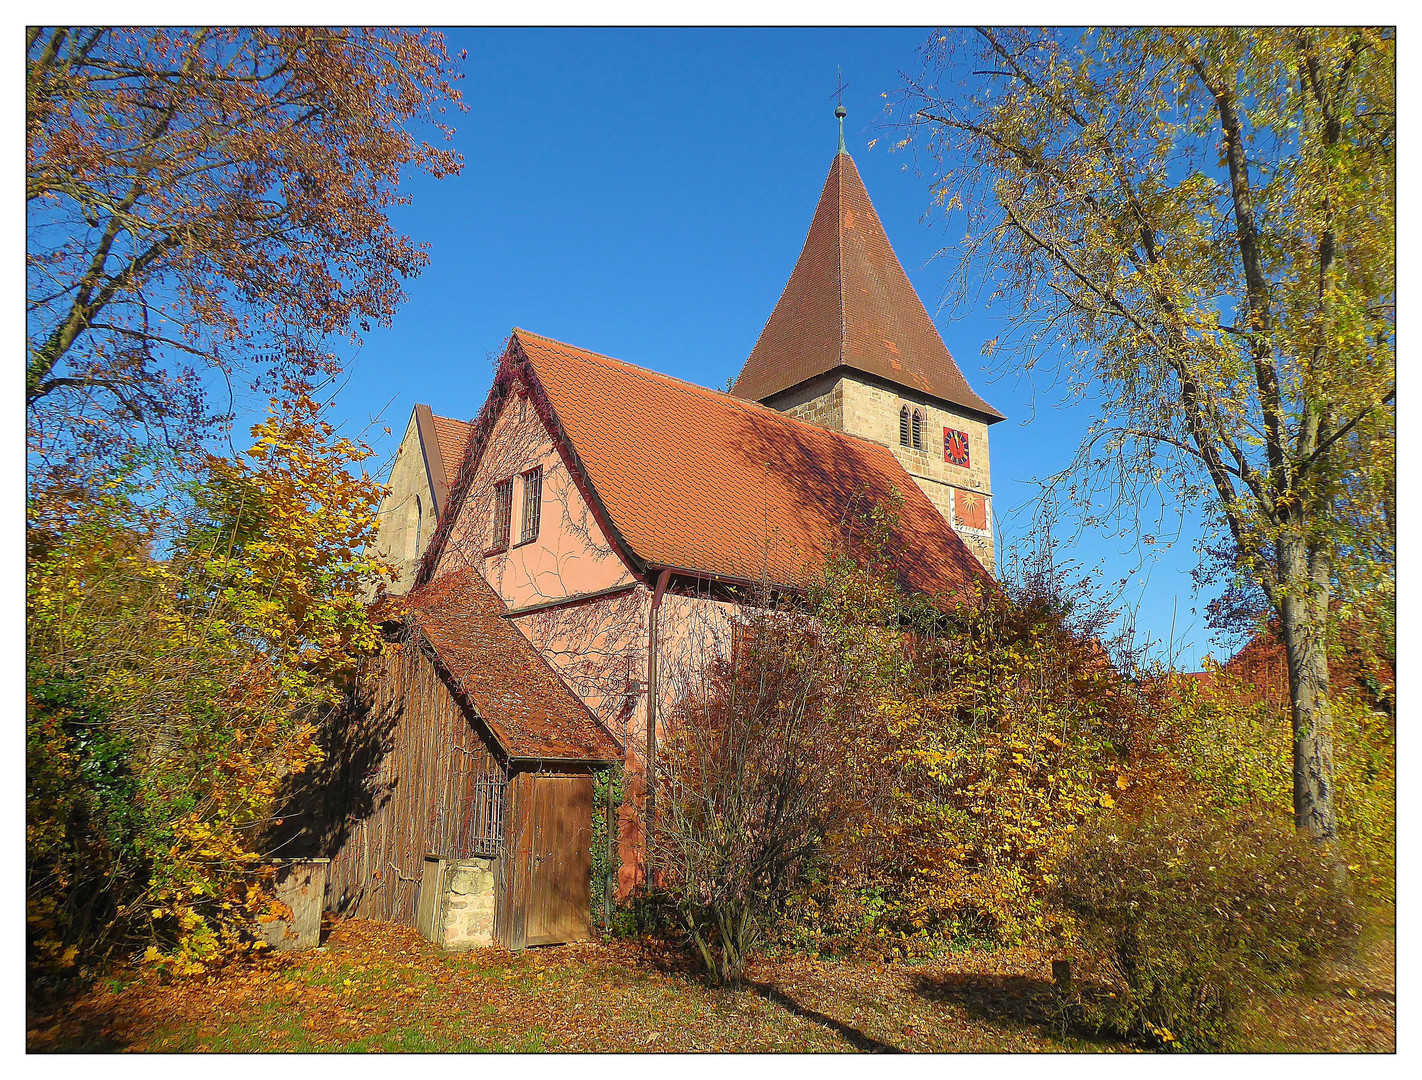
[{"x1": 644, "y1": 568, "x2": 671, "y2": 887}]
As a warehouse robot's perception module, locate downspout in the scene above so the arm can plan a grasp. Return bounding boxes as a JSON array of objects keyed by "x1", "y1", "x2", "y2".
[{"x1": 644, "y1": 568, "x2": 671, "y2": 886}]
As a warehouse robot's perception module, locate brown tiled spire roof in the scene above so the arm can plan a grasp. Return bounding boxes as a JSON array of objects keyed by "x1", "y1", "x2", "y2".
[{"x1": 731, "y1": 152, "x2": 1004, "y2": 422}]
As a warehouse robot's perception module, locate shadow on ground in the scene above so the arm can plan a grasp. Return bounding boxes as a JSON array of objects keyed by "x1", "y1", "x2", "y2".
[
  {"x1": 28, "y1": 995, "x2": 131, "y2": 1053},
  {"x1": 907, "y1": 971, "x2": 1056, "y2": 1027},
  {"x1": 745, "y1": 980, "x2": 901, "y2": 1052}
]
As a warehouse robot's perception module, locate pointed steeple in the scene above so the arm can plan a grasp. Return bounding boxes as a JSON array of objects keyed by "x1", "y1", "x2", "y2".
[{"x1": 731, "y1": 148, "x2": 1003, "y2": 422}]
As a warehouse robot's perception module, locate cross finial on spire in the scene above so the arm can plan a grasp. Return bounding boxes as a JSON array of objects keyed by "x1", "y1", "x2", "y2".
[{"x1": 831, "y1": 67, "x2": 850, "y2": 155}]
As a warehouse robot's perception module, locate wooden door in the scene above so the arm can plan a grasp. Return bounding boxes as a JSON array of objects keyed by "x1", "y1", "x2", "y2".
[{"x1": 524, "y1": 775, "x2": 594, "y2": 946}]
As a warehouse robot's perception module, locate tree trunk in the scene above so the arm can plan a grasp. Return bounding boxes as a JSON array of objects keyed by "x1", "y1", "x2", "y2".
[{"x1": 1277, "y1": 536, "x2": 1338, "y2": 841}]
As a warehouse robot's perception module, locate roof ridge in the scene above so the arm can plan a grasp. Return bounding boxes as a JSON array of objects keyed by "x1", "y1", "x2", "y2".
[
  {"x1": 836, "y1": 153, "x2": 846, "y2": 371},
  {"x1": 511, "y1": 327, "x2": 903, "y2": 457}
]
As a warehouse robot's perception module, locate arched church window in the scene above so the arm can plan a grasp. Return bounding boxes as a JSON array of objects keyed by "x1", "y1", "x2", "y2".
[
  {"x1": 406, "y1": 495, "x2": 422, "y2": 561},
  {"x1": 899, "y1": 405, "x2": 910, "y2": 446},
  {"x1": 911, "y1": 409, "x2": 924, "y2": 450}
]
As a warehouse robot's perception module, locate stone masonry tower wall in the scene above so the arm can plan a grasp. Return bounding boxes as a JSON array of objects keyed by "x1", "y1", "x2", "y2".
[
  {"x1": 731, "y1": 145, "x2": 1003, "y2": 573},
  {"x1": 765, "y1": 372, "x2": 995, "y2": 571}
]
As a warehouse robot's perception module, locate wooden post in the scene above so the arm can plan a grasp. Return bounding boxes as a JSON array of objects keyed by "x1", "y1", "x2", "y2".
[{"x1": 644, "y1": 569, "x2": 671, "y2": 887}]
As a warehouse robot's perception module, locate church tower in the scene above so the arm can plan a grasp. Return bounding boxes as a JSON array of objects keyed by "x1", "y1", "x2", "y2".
[{"x1": 731, "y1": 109, "x2": 1004, "y2": 571}]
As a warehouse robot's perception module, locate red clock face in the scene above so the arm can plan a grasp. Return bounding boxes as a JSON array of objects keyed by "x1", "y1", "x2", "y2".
[{"x1": 944, "y1": 428, "x2": 971, "y2": 468}]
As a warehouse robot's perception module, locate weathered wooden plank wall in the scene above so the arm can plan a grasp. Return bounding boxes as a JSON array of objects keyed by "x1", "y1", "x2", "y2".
[
  {"x1": 326, "y1": 642, "x2": 504, "y2": 925},
  {"x1": 494, "y1": 771, "x2": 532, "y2": 949}
]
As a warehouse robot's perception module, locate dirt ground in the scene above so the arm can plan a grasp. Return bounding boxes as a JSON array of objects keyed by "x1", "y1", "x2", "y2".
[{"x1": 27, "y1": 917, "x2": 1395, "y2": 1053}]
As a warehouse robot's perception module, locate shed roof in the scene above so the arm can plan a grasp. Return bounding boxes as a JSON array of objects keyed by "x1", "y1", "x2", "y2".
[
  {"x1": 731, "y1": 152, "x2": 1003, "y2": 421},
  {"x1": 396, "y1": 566, "x2": 622, "y2": 763}
]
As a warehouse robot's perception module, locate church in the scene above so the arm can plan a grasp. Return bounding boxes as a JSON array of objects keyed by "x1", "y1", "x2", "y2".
[{"x1": 325, "y1": 121, "x2": 1004, "y2": 949}]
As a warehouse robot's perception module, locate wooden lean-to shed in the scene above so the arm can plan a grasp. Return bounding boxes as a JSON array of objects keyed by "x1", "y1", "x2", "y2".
[{"x1": 325, "y1": 567, "x2": 622, "y2": 949}]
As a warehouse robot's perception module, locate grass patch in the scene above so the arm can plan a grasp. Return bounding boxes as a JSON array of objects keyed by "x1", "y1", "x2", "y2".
[{"x1": 27, "y1": 917, "x2": 1392, "y2": 1054}]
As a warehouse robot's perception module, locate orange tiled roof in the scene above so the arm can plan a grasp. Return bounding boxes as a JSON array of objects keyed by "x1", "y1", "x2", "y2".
[
  {"x1": 510, "y1": 329, "x2": 990, "y2": 599},
  {"x1": 430, "y1": 413, "x2": 471, "y2": 486},
  {"x1": 731, "y1": 153, "x2": 1003, "y2": 421},
  {"x1": 399, "y1": 566, "x2": 622, "y2": 762}
]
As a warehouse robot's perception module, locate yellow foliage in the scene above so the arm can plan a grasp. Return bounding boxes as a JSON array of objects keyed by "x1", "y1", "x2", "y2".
[{"x1": 27, "y1": 391, "x2": 392, "y2": 977}]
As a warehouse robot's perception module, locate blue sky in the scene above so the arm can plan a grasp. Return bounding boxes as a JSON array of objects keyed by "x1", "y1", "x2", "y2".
[{"x1": 323, "y1": 27, "x2": 1215, "y2": 668}]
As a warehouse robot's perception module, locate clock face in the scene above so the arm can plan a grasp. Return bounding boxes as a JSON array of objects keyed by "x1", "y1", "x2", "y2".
[{"x1": 944, "y1": 427, "x2": 971, "y2": 468}]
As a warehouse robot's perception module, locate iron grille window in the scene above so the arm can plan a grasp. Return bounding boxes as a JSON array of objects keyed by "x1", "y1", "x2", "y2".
[
  {"x1": 458, "y1": 773, "x2": 507, "y2": 857},
  {"x1": 519, "y1": 466, "x2": 542, "y2": 545},
  {"x1": 490, "y1": 477, "x2": 513, "y2": 553},
  {"x1": 899, "y1": 405, "x2": 911, "y2": 446}
]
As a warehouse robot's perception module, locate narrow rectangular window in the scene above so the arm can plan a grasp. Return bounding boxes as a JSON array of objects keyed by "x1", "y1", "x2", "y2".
[
  {"x1": 519, "y1": 466, "x2": 542, "y2": 545},
  {"x1": 490, "y1": 477, "x2": 513, "y2": 553}
]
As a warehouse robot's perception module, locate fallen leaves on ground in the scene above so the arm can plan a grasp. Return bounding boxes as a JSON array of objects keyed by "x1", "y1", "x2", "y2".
[{"x1": 26, "y1": 917, "x2": 1394, "y2": 1053}]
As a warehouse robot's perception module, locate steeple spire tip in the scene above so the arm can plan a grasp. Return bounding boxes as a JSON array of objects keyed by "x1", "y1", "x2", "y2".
[{"x1": 832, "y1": 67, "x2": 850, "y2": 156}]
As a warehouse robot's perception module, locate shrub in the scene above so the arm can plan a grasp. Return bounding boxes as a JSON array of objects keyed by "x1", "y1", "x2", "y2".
[
  {"x1": 1332, "y1": 694, "x2": 1396, "y2": 905},
  {"x1": 26, "y1": 666, "x2": 142, "y2": 984},
  {"x1": 1168, "y1": 668, "x2": 1395, "y2": 908},
  {"x1": 823, "y1": 578, "x2": 1161, "y2": 947},
  {"x1": 653, "y1": 601, "x2": 874, "y2": 985},
  {"x1": 1052, "y1": 805, "x2": 1359, "y2": 1051}
]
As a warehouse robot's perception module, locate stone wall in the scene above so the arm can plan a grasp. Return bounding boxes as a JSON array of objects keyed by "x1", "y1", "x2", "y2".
[
  {"x1": 764, "y1": 372, "x2": 996, "y2": 572},
  {"x1": 415, "y1": 855, "x2": 496, "y2": 950},
  {"x1": 368, "y1": 410, "x2": 438, "y2": 596},
  {"x1": 771, "y1": 370, "x2": 845, "y2": 431},
  {"x1": 254, "y1": 860, "x2": 328, "y2": 952}
]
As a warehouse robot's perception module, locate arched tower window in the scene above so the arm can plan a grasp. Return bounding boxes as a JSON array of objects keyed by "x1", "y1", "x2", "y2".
[
  {"x1": 899, "y1": 405, "x2": 910, "y2": 446},
  {"x1": 406, "y1": 495, "x2": 422, "y2": 561},
  {"x1": 911, "y1": 409, "x2": 924, "y2": 450}
]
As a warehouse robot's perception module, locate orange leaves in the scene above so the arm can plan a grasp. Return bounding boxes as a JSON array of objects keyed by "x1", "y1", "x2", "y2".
[{"x1": 28, "y1": 27, "x2": 465, "y2": 462}]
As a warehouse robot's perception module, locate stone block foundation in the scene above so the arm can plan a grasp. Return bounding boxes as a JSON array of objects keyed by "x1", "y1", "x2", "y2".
[{"x1": 416, "y1": 854, "x2": 496, "y2": 950}]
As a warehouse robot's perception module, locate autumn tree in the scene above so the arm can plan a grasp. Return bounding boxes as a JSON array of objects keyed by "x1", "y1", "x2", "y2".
[
  {"x1": 897, "y1": 28, "x2": 1394, "y2": 840},
  {"x1": 27, "y1": 395, "x2": 391, "y2": 982},
  {"x1": 26, "y1": 27, "x2": 462, "y2": 470}
]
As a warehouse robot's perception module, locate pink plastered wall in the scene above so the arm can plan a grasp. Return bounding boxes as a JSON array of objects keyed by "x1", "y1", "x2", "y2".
[
  {"x1": 513, "y1": 584, "x2": 742, "y2": 899},
  {"x1": 427, "y1": 381, "x2": 754, "y2": 899},
  {"x1": 433, "y1": 385, "x2": 636, "y2": 609}
]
